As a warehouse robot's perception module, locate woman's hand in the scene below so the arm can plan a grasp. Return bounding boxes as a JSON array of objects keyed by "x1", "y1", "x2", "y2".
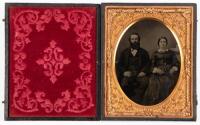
[{"x1": 169, "y1": 66, "x2": 178, "y2": 74}]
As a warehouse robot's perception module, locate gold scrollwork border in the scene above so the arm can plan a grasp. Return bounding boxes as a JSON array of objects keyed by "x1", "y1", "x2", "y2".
[{"x1": 104, "y1": 5, "x2": 194, "y2": 119}]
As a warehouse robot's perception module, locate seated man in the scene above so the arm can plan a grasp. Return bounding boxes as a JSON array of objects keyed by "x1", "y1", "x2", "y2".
[{"x1": 117, "y1": 33, "x2": 151, "y2": 104}]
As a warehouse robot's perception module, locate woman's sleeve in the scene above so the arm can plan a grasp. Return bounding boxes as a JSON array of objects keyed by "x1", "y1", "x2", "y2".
[
  {"x1": 150, "y1": 52, "x2": 157, "y2": 72},
  {"x1": 171, "y1": 51, "x2": 180, "y2": 68}
]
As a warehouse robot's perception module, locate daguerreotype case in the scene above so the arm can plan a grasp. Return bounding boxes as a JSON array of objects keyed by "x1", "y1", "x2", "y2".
[
  {"x1": 101, "y1": 3, "x2": 196, "y2": 120},
  {"x1": 5, "y1": 3, "x2": 101, "y2": 120},
  {"x1": 5, "y1": 3, "x2": 197, "y2": 121}
]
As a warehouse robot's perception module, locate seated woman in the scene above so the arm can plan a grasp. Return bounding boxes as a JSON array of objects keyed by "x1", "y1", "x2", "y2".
[{"x1": 143, "y1": 37, "x2": 180, "y2": 105}]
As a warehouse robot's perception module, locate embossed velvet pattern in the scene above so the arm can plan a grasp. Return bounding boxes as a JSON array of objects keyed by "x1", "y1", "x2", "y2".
[{"x1": 8, "y1": 6, "x2": 97, "y2": 117}]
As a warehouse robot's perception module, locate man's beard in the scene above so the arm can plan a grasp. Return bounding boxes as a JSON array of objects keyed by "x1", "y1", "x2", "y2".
[{"x1": 130, "y1": 42, "x2": 140, "y2": 49}]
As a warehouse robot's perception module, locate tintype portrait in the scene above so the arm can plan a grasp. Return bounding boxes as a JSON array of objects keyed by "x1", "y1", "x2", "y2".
[
  {"x1": 103, "y1": 4, "x2": 196, "y2": 120},
  {"x1": 116, "y1": 19, "x2": 180, "y2": 105}
]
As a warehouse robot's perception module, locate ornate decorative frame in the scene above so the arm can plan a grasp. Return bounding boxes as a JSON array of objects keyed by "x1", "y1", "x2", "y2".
[
  {"x1": 5, "y1": 3, "x2": 101, "y2": 120},
  {"x1": 102, "y1": 3, "x2": 196, "y2": 120}
]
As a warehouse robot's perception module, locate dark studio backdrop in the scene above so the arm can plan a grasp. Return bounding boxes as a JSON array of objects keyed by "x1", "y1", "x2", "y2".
[{"x1": 115, "y1": 19, "x2": 180, "y2": 62}]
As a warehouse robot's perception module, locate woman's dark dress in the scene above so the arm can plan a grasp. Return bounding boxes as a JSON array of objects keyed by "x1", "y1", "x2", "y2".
[{"x1": 143, "y1": 50, "x2": 180, "y2": 105}]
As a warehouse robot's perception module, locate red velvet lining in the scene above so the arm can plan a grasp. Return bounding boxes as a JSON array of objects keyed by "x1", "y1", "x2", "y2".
[{"x1": 8, "y1": 6, "x2": 97, "y2": 117}]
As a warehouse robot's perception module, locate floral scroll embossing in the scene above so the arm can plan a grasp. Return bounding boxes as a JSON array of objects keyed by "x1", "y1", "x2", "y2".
[{"x1": 12, "y1": 9, "x2": 95, "y2": 113}]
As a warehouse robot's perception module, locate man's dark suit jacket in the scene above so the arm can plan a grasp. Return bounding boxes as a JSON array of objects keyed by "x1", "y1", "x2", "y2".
[
  {"x1": 116, "y1": 47, "x2": 150, "y2": 104},
  {"x1": 117, "y1": 47, "x2": 150, "y2": 82}
]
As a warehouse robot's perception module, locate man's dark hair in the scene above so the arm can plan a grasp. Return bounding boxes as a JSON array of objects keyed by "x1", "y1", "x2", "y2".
[
  {"x1": 157, "y1": 36, "x2": 168, "y2": 46},
  {"x1": 129, "y1": 33, "x2": 140, "y2": 42}
]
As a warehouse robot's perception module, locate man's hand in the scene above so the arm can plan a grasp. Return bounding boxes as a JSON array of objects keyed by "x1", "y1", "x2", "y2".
[
  {"x1": 137, "y1": 72, "x2": 146, "y2": 77},
  {"x1": 123, "y1": 71, "x2": 132, "y2": 77},
  {"x1": 152, "y1": 67, "x2": 164, "y2": 74},
  {"x1": 152, "y1": 67, "x2": 159, "y2": 73},
  {"x1": 169, "y1": 66, "x2": 178, "y2": 74}
]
